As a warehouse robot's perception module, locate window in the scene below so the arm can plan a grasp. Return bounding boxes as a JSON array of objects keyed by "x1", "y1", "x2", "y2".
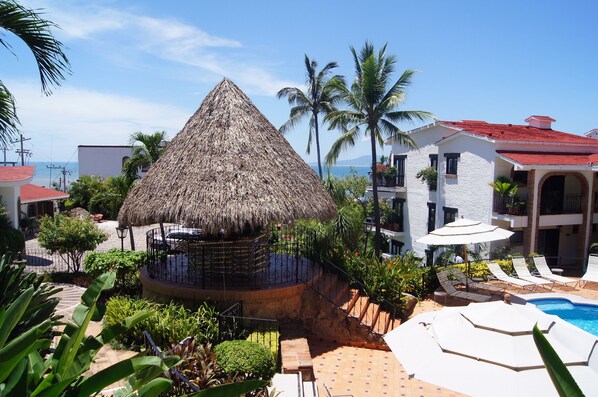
[
  {"x1": 429, "y1": 154, "x2": 438, "y2": 170},
  {"x1": 427, "y1": 203, "x2": 436, "y2": 233},
  {"x1": 443, "y1": 207, "x2": 458, "y2": 225},
  {"x1": 393, "y1": 155, "x2": 406, "y2": 187},
  {"x1": 425, "y1": 249, "x2": 434, "y2": 266},
  {"x1": 444, "y1": 153, "x2": 460, "y2": 175}
]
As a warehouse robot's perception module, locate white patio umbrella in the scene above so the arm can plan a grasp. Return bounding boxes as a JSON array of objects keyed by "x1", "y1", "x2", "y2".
[
  {"x1": 416, "y1": 218, "x2": 513, "y2": 290},
  {"x1": 384, "y1": 301, "x2": 598, "y2": 397}
]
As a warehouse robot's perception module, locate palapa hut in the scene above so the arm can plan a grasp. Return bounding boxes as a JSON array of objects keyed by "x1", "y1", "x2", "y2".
[{"x1": 118, "y1": 78, "x2": 337, "y2": 316}]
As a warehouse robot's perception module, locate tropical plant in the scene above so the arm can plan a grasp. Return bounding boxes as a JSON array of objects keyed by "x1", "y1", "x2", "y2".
[
  {"x1": 532, "y1": 323, "x2": 585, "y2": 397},
  {"x1": 0, "y1": 254, "x2": 61, "y2": 343},
  {"x1": 0, "y1": 0, "x2": 70, "y2": 142},
  {"x1": 83, "y1": 248, "x2": 147, "y2": 289},
  {"x1": 104, "y1": 296, "x2": 219, "y2": 350},
  {"x1": 277, "y1": 55, "x2": 343, "y2": 179},
  {"x1": 122, "y1": 130, "x2": 167, "y2": 181},
  {"x1": 66, "y1": 175, "x2": 106, "y2": 210},
  {"x1": 37, "y1": 213, "x2": 108, "y2": 271},
  {"x1": 416, "y1": 166, "x2": 438, "y2": 190},
  {"x1": 325, "y1": 42, "x2": 433, "y2": 257},
  {"x1": 89, "y1": 175, "x2": 134, "y2": 219},
  {"x1": 0, "y1": 272, "x2": 181, "y2": 396}
]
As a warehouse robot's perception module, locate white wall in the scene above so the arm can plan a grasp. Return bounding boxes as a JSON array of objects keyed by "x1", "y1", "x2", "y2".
[
  {"x1": 78, "y1": 146, "x2": 133, "y2": 179},
  {"x1": 0, "y1": 186, "x2": 20, "y2": 229}
]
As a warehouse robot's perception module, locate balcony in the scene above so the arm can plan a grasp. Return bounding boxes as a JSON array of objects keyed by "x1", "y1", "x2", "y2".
[
  {"x1": 540, "y1": 193, "x2": 582, "y2": 215},
  {"x1": 373, "y1": 175, "x2": 405, "y2": 188},
  {"x1": 493, "y1": 193, "x2": 528, "y2": 216}
]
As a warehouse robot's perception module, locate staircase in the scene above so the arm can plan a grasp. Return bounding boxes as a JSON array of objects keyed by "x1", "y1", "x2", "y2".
[{"x1": 302, "y1": 265, "x2": 399, "y2": 346}]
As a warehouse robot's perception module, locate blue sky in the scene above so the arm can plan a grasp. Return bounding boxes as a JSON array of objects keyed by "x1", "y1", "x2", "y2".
[{"x1": 2, "y1": 0, "x2": 597, "y2": 164}]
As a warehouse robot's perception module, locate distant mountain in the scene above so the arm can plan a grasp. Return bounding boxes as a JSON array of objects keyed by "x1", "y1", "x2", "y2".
[{"x1": 308, "y1": 155, "x2": 371, "y2": 167}]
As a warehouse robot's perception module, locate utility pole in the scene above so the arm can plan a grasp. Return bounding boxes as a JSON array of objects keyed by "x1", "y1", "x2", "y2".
[
  {"x1": 11, "y1": 134, "x2": 31, "y2": 166},
  {"x1": 47, "y1": 165, "x2": 71, "y2": 192},
  {"x1": 1, "y1": 146, "x2": 9, "y2": 165}
]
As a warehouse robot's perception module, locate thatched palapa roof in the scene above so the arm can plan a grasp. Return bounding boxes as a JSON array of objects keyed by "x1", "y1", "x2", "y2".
[{"x1": 118, "y1": 78, "x2": 337, "y2": 236}]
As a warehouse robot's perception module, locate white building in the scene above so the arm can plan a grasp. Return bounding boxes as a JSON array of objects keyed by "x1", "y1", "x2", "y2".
[
  {"x1": 78, "y1": 145, "x2": 134, "y2": 179},
  {"x1": 374, "y1": 116, "x2": 598, "y2": 273}
]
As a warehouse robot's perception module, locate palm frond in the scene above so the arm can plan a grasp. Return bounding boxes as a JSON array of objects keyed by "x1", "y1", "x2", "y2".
[
  {"x1": 279, "y1": 105, "x2": 310, "y2": 134},
  {"x1": 0, "y1": 1, "x2": 71, "y2": 94},
  {"x1": 0, "y1": 81, "x2": 18, "y2": 142},
  {"x1": 324, "y1": 126, "x2": 360, "y2": 165}
]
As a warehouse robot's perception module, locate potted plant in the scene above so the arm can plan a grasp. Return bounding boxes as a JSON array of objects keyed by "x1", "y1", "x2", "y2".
[
  {"x1": 416, "y1": 167, "x2": 438, "y2": 190},
  {"x1": 490, "y1": 177, "x2": 518, "y2": 214},
  {"x1": 376, "y1": 164, "x2": 397, "y2": 187}
]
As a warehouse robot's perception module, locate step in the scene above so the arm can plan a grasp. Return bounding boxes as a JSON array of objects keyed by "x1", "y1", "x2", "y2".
[
  {"x1": 342, "y1": 289, "x2": 360, "y2": 313},
  {"x1": 331, "y1": 279, "x2": 351, "y2": 307},
  {"x1": 348, "y1": 293, "x2": 370, "y2": 319}
]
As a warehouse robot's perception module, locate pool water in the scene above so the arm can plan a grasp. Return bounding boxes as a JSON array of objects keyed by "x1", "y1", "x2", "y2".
[{"x1": 530, "y1": 298, "x2": 598, "y2": 337}]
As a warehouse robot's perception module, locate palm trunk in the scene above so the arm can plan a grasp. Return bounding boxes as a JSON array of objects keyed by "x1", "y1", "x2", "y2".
[
  {"x1": 314, "y1": 112, "x2": 323, "y2": 179},
  {"x1": 370, "y1": 128, "x2": 381, "y2": 258}
]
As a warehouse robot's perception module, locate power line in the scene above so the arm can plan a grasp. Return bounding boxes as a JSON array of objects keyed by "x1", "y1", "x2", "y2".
[
  {"x1": 46, "y1": 164, "x2": 71, "y2": 192},
  {"x1": 11, "y1": 134, "x2": 31, "y2": 166}
]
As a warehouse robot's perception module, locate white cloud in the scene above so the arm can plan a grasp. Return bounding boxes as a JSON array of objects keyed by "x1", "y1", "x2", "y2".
[
  {"x1": 9, "y1": 81, "x2": 190, "y2": 161},
  {"x1": 32, "y1": 1, "x2": 297, "y2": 95}
]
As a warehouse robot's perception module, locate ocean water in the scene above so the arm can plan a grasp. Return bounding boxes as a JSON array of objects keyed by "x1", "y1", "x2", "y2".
[
  {"x1": 23, "y1": 162, "x2": 367, "y2": 188},
  {"x1": 28, "y1": 161, "x2": 79, "y2": 188},
  {"x1": 311, "y1": 165, "x2": 370, "y2": 178}
]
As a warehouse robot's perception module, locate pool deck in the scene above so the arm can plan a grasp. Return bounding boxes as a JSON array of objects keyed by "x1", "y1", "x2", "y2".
[{"x1": 53, "y1": 279, "x2": 598, "y2": 396}]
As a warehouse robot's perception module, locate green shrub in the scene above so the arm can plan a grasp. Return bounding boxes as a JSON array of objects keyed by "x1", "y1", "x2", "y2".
[
  {"x1": 0, "y1": 228, "x2": 24, "y2": 257},
  {"x1": 104, "y1": 296, "x2": 218, "y2": 350},
  {"x1": 83, "y1": 249, "x2": 146, "y2": 289},
  {"x1": 447, "y1": 259, "x2": 514, "y2": 280},
  {"x1": 214, "y1": 340, "x2": 275, "y2": 380}
]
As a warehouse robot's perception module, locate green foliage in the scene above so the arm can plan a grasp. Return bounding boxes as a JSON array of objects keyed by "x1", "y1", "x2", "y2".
[
  {"x1": 444, "y1": 259, "x2": 514, "y2": 280},
  {"x1": 0, "y1": 228, "x2": 24, "y2": 257},
  {"x1": 104, "y1": 296, "x2": 219, "y2": 350},
  {"x1": 590, "y1": 243, "x2": 598, "y2": 254},
  {"x1": 66, "y1": 175, "x2": 106, "y2": 210},
  {"x1": 122, "y1": 131, "x2": 167, "y2": 182},
  {"x1": 214, "y1": 340, "x2": 275, "y2": 380},
  {"x1": 0, "y1": 0, "x2": 71, "y2": 141},
  {"x1": 344, "y1": 250, "x2": 428, "y2": 304},
  {"x1": 84, "y1": 248, "x2": 147, "y2": 289},
  {"x1": 0, "y1": 197, "x2": 11, "y2": 229},
  {"x1": 533, "y1": 323, "x2": 585, "y2": 397},
  {"x1": 89, "y1": 175, "x2": 134, "y2": 219},
  {"x1": 0, "y1": 254, "x2": 61, "y2": 344},
  {"x1": 0, "y1": 272, "x2": 181, "y2": 396},
  {"x1": 277, "y1": 55, "x2": 343, "y2": 179},
  {"x1": 415, "y1": 167, "x2": 438, "y2": 190},
  {"x1": 37, "y1": 213, "x2": 108, "y2": 271}
]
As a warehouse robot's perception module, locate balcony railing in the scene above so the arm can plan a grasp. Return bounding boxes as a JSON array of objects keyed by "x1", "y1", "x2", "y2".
[
  {"x1": 493, "y1": 194, "x2": 528, "y2": 216},
  {"x1": 540, "y1": 193, "x2": 582, "y2": 215},
  {"x1": 373, "y1": 174, "x2": 405, "y2": 188}
]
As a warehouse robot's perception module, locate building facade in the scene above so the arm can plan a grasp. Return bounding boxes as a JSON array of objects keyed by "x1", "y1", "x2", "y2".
[
  {"x1": 78, "y1": 145, "x2": 134, "y2": 179},
  {"x1": 374, "y1": 116, "x2": 598, "y2": 272}
]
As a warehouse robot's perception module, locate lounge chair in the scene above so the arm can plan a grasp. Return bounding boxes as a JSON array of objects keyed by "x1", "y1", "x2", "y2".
[
  {"x1": 581, "y1": 254, "x2": 598, "y2": 287},
  {"x1": 531, "y1": 255, "x2": 579, "y2": 288},
  {"x1": 486, "y1": 262, "x2": 536, "y2": 291},
  {"x1": 446, "y1": 268, "x2": 506, "y2": 297},
  {"x1": 436, "y1": 270, "x2": 492, "y2": 303},
  {"x1": 511, "y1": 257, "x2": 554, "y2": 290}
]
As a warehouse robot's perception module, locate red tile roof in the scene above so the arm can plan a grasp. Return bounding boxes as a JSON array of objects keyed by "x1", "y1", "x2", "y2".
[
  {"x1": 0, "y1": 166, "x2": 35, "y2": 182},
  {"x1": 498, "y1": 151, "x2": 598, "y2": 166},
  {"x1": 20, "y1": 183, "x2": 69, "y2": 203},
  {"x1": 440, "y1": 120, "x2": 597, "y2": 145}
]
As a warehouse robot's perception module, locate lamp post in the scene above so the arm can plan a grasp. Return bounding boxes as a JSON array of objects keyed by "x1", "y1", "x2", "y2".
[
  {"x1": 116, "y1": 226, "x2": 128, "y2": 252},
  {"x1": 363, "y1": 217, "x2": 373, "y2": 253}
]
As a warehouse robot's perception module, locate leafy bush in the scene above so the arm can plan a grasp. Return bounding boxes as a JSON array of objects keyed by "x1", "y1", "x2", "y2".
[
  {"x1": 214, "y1": 340, "x2": 275, "y2": 380},
  {"x1": 83, "y1": 249, "x2": 146, "y2": 289},
  {"x1": 0, "y1": 227, "x2": 24, "y2": 257},
  {"x1": 104, "y1": 296, "x2": 218, "y2": 350},
  {"x1": 447, "y1": 259, "x2": 514, "y2": 280},
  {"x1": 37, "y1": 214, "x2": 108, "y2": 271}
]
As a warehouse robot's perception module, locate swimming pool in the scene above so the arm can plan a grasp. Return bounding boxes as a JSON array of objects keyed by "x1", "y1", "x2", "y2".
[{"x1": 530, "y1": 298, "x2": 598, "y2": 337}]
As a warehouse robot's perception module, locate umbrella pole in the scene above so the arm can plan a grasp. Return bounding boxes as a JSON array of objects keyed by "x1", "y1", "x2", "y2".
[{"x1": 464, "y1": 247, "x2": 469, "y2": 292}]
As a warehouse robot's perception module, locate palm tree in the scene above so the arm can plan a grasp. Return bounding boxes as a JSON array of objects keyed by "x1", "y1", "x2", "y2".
[
  {"x1": 89, "y1": 175, "x2": 133, "y2": 219},
  {"x1": 122, "y1": 131, "x2": 167, "y2": 181},
  {"x1": 277, "y1": 55, "x2": 343, "y2": 179},
  {"x1": 0, "y1": 1, "x2": 70, "y2": 143},
  {"x1": 325, "y1": 42, "x2": 434, "y2": 257}
]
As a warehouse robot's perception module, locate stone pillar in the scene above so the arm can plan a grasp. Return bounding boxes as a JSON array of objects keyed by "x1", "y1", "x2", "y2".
[{"x1": 523, "y1": 170, "x2": 536, "y2": 256}]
